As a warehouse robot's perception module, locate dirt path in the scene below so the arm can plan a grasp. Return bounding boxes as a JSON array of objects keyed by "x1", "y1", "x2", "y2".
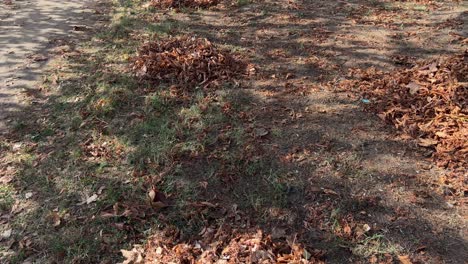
[{"x1": 0, "y1": 0, "x2": 94, "y2": 133}]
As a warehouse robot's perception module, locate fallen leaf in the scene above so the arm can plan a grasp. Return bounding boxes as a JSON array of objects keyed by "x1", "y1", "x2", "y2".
[
  {"x1": 418, "y1": 138, "x2": 438, "y2": 147},
  {"x1": 254, "y1": 128, "x2": 269, "y2": 138},
  {"x1": 19, "y1": 236, "x2": 33, "y2": 249},
  {"x1": 121, "y1": 246, "x2": 144, "y2": 264},
  {"x1": 152, "y1": 201, "x2": 167, "y2": 209},
  {"x1": 28, "y1": 54, "x2": 48, "y2": 62},
  {"x1": 435, "y1": 131, "x2": 448, "y2": 138},
  {"x1": 322, "y1": 188, "x2": 338, "y2": 195},
  {"x1": 343, "y1": 224, "x2": 352, "y2": 236},
  {"x1": 1, "y1": 229, "x2": 12, "y2": 240},
  {"x1": 363, "y1": 224, "x2": 371, "y2": 232},
  {"x1": 86, "y1": 194, "x2": 98, "y2": 204},
  {"x1": 148, "y1": 189, "x2": 156, "y2": 202},
  {"x1": 97, "y1": 186, "x2": 106, "y2": 195},
  {"x1": 148, "y1": 188, "x2": 169, "y2": 209},
  {"x1": 398, "y1": 255, "x2": 412, "y2": 264},
  {"x1": 406, "y1": 82, "x2": 422, "y2": 95},
  {"x1": 190, "y1": 201, "x2": 217, "y2": 208},
  {"x1": 49, "y1": 212, "x2": 61, "y2": 227},
  {"x1": 150, "y1": 246, "x2": 164, "y2": 258}
]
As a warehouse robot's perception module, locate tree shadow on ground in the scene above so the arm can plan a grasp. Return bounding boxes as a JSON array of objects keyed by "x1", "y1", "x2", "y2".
[
  {"x1": 0, "y1": 0, "x2": 108, "y2": 131},
  {"x1": 1, "y1": 0, "x2": 466, "y2": 263}
]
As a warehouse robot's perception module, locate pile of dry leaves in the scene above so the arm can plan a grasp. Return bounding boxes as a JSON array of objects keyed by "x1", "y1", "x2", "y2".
[
  {"x1": 121, "y1": 207, "x2": 324, "y2": 263},
  {"x1": 339, "y1": 52, "x2": 467, "y2": 191},
  {"x1": 149, "y1": 0, "x2": 219, "y2": 9},
  {"x1": 122, "y1": 230, "x2": 322, "y2": 263},
  {"x1": 133, "y1": 36, "x2": 252, "y2": 89}
]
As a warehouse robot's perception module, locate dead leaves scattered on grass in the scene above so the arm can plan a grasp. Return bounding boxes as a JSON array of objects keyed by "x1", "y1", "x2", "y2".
[
  {"x1": 149, "y1": 0, "x2": 220, "y2": 9},
  {"x1": 339, "y1": 52, "x2": 467, "y2": 196},
  {"x1": 122, "y1": 208, "x2": 325, "y2": 264},
  {"x1": 133, "y1": 35, "x2": 254, "y2": 89}
]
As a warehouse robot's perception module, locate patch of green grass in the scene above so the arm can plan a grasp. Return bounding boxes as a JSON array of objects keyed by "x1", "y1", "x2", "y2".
[
  {"x1": 236, "y1": 0, "x2": 250, "y2": 7},
  {"x1": 382, "y1": 3, "x2": 397, "y2": 11},
  {"x1": 147, "y1": 20, "x2": 180, "y2": 35},
  {"x1": 0, "y1": 141, "x2": 9, "y2": 151},
  {"x1": 235, "y1": 160, "x2": 290, "y2": 212},
  {"x1": 102, "y1": 15, "x2": 138, "y2": 40},
  {"x1": 49, "y1": 227, "x2": 101, "y2": 263},
  {"x1": 411, "y1": 4, "x2": 428, "y2": 12},
  {"x1": 352, "y1": 234, "x2": 403, "y2": 258},
  {"x1": 12, "y1": 121, "x2": 27, "y2": 132},
  {"x1": 0, "y1": 185, "x2": 15, "y2": 212},
  {"x1": 84, "y1": 75, "x2": 137, "y2": 117},
  {"x1": 16, "y1": 166, "x2": 53, "y2": 194},
  {"x1": 128, "y1": 116, "x2": 177, "y2": 168},
  {"x1": 30, "y1": 127, "x2": 55, "y2": 142},
  {"x1": 8, "y1": 251, "x2": 28, "y2": 264},
  {"x1": 144, "y1": 92, "x2": 170, "y2": 114}
]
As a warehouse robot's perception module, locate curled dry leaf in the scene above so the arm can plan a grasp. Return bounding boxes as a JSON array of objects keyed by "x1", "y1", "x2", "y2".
[
  {"x1": 86, "y1": 194, "x2": 98, "y2": 204},
  {"x1": 121, "y1": 245, "x2": 145, "y2": 264},
  {"x1": 322, "y1": 188, "x2": 338, "y2": 195},
  {"x1": 148, "y1": 189, "x2": 156, "y2": 201},
  {"x1": 398, "y1": 255, "x2": 413, "y2": 264},
  {"x1": 148, "y1": 188, "x2": 168, "y2": 209},
  {"x1": 418, "y1": 138, "x2": 439, "y2": 147}
]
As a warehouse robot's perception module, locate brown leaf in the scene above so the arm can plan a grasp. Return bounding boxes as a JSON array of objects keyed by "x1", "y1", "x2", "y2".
[
  {"x1": 343, "y1": 224, "x2": 352, "y2": 237},
  {"x1": 398, "y1": 255, "x2": 412, "y2": 264},
  {"x1": 148, "y1": 188, "x2": 169, "y2": 208},
  {"x1": 152, "y1": 201, "x2": 167, "y2": 209},
  {"x1": 148, "y1": 189, "x2": 156, "y2": 202},
  {"x1": 406, "y1": 82, "x2": 422, "y2": 95},
  {"x1": 121, "y1": 246, "x2": 144, "y2": 264},
  {"x1": 418, "y1": 138, "x2": 438, "y2": 147},
  {"x1": 254, "y1": 128, "x2": 269, "y2": 138},
  {"x1": 48, "y1": 212, "x2": 61, "y2": 227},
  {"x1": 28, "y1": 54, "x2": 48, "y2": 62},
  {"x1": 323, "y1": 188, "x2": 338, "y2": 195}
]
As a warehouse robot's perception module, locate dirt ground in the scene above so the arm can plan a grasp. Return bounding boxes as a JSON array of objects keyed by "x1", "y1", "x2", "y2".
[
  {"x1": 182, "y1": 1, "x2": 468, "y2": 262},
  {"x1": 0, "y1": 0, "x2": 466, "y2": 263},
  {"x1": 0, "y1": 0, "x2": 96, "y2": 133}
]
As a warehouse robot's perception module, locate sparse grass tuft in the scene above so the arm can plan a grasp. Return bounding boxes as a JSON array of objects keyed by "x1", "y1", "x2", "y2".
[
  {"x1": 0, "y1": 185, "x2": 15, "y2": 212},
  {"x1": 352, "y1": 234, "x2": 403, "y2": 258},
  {"x1": 236, "y1": 0, "x2": 250, "y2": 7}
]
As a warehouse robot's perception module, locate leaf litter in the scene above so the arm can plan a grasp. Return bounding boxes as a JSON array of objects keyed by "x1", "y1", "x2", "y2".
[
  {"x1": 122, "y1": 206, "x2": 325, "y2": 263},
  {"x1": 339, "y1": 52, "x2": 467, "y2": 197},
  {"x1": 149, "y1": 0, "x2": 220, "y2": 9},
  {"x1": 132, "y1": 35, "x2": 254, "y2": 90}
]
